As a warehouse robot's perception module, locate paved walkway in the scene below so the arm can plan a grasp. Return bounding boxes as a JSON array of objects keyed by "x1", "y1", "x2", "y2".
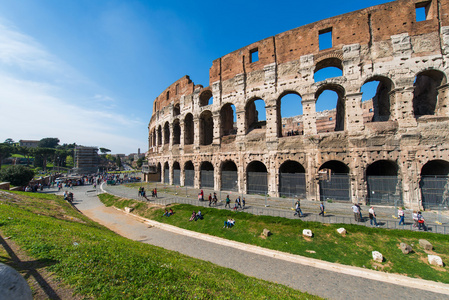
[
  {"x1": 48, "y1": 184, "x2": 449, "y2": 299},
  {"x1": 103, "y1": 183, "x2": 449, "y2": 234}
]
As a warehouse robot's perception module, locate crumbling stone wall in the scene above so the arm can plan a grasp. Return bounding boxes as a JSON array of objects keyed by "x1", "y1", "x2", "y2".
[{"x1": 147, "y1": 0, "x2": 449, "y2": 209}]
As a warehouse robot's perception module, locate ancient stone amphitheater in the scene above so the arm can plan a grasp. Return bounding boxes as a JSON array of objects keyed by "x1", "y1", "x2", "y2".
[{"x1": 146, "y1": 0, "x2": 449, "y2": 210}]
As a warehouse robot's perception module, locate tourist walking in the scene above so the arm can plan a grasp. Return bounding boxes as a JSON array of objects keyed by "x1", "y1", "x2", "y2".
[
  {"x1": 294, "y1": 199, "x2": 304, "y2": 217},
  {"x1": 351, "y1": 204, "x2": 361, "y2": 222},
  {"x1": 398, "y1": 207, "x2": 405, "y2": 225},
  {"x1": 225, "y1": 195, "x2": 231, "y2": 208},
  {"x1": 208, "y1": 193, "x2": 212, "y2": 206},
  {"x1": 242, "y1": 197, "x2": 246, "y2": 209},
  {"x1": 368, "y1": 206, "x2": 379, "y2": 227},
  {"x1": 318, "y1": 201, "x2": 325, "y2": 216}
]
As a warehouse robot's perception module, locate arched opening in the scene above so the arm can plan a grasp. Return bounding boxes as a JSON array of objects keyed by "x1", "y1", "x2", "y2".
[
  {"x1": 173, "y1": 161, "x2": 181, "y2": 186},
  {"x1": 277, "y1": 92, "x2": 303, "y2": 137},
  {"x1": 184, "y1": 161, "x2": 194, "y2": 187},
  {"x1": 361, "y1": 76, "x2": 393, "y2": 122},
  {"x1": 199, "y1": 90, "x2": 213, "y2": 107},
  {"x1": 366, "y1": 160, "x2": 401, "y2": 206},
  {"x1": 163, "y1": 162, "x2": 170, "y2": 184},
  {"x1": 318, "y1": 160, "x2": 350, "y2": 202},
  {"x1": 221, "y1": 160, "x2": 238, "y2": 192},
  {"x1": 163, "y1": 122, "x2": 170, "y2": 145},
  {"x1": 220, "y1": 103, "x2": 237, "y2": 137},
  {"x1": 247, "y1": 161, "x2": 268, "y2": 195},
  {"x1": 199, "y1": 110, "x2": 214, "y2": 145},
  {"x1": 173, "y1": 103, "x2": 180, "y2": 117},
  {"x1": 420, "y1": 160, "x2": 449, "y2": 210},
  {"x1": 172, "y1": 119, "x2": 181, "y2": 145},
  {"x1": 184, "y1": 113, "x2": 194, "y2": 145},
  {"x1": 316, "y1": 85, "x2": 345, "y2": 133},
  {"x1": 413, "y1": 70, "x2": 446, "y2": 117},
  {"x1": 200, "y1": 161, "x2": 214, "y2": 188},
  {"x1": 314, "y1": 58, "x2": 343, "y2": 82},
  {"x1": 279, "y1": 160, "x2": 306, "y2": 197},
  {"x1": 156, "y1": 162, "x2": 161, "y2": 182},
  {"x1": 157, "y1": 125, "x2": 162, "y2": 145},
  {"x1": 245, "y1": 98, "x2": 266, "y2": 134}
]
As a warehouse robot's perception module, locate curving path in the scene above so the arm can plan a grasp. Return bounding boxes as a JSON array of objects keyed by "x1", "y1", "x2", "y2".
[{"x1": 62, "y1": 184, "x2": 449, "y2": 300}]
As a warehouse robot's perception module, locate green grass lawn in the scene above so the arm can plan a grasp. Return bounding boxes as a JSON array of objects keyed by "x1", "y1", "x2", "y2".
[
  {"x1": 0, "y1": 191, "x2": 319, "y2": 299},
  {"x1": 99, "y1": 193, "x2": 449, "y2": 284}
]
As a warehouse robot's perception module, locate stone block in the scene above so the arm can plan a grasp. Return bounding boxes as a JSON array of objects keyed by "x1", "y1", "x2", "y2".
[
  {"x1": 419, "y1": 239, "x2": 433, "y2": 251},
  {"x1": 428, "y1": 255, "x2": 443, "y2": 267},
  {"x1": 337, "y1": 228, "x2": 346, "y2": 235},
  {"x1": 302, "y1": 229, "x2": 313, "y2": 237},
  {"x1": 262, "y1": 228, "x2": 272, "y2": 237},
  {"x1": 400, "y1": 243, "x2": 412, "y2": 254},
  {"x1": 124, "y1": 207, "x2": 134, "y2": 213},
  {"x1": 372, "y1": 251, "x2": 383, "y2": 262},
  {"x1": 0, "y1": 263, "x2": 32, "y2": 300}
]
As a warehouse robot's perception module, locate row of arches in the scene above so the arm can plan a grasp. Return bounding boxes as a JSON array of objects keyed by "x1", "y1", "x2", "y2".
[
  {"x1": 149, "y1": 69, "x2": 448, "y2": 147},
  {"x1": 153, "y1": 158, "x2": 449, "y2": 208}
]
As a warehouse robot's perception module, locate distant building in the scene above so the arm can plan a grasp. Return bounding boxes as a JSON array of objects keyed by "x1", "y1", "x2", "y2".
[
  {"x1": 18, "y1": 140, "x2": 39, "y2": 148},
  {"x1": 73, "y1": 146, "x2": 100, "y2": 174}
]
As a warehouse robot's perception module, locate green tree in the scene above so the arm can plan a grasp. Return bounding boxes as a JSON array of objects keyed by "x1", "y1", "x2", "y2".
[
  {"x1": 66, "y1": 155, "x2": 74, "y2": 168},
  {"x1": 0, "y1": 165, "x2": 34, "y2": 186},
  {"x1": 136, "y1": 157, "x2": 145, "y2": 168},
  {"x1": 0, "y1": 143, "x2": 13, "y2": 169},
  {"x1": 38, "y1": 138, "x2": 60, "y2": 149},
  {"x1": 116, "y1": 156, "x2": 122, "y2": 170},
  {"x1": 33, "y1": 148, "x2": 55, "y2": 171},
  {"x1": 14, "y1": 146, "x2": 32, "y2": 166},
  {"x1": 99, "y1": 147, "x2": 111, "y2": 154},
  {"x1": 4, "y1": 138, "x2": 14, "y2": 145}
]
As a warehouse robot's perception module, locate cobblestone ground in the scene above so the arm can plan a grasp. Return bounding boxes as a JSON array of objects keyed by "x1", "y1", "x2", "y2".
[
  {"x1": 49, "y1": 183, "x2": 448, "y2": 300},
  {"x1": 103, "y1": 182, "x2": 449, "y2": 234}
]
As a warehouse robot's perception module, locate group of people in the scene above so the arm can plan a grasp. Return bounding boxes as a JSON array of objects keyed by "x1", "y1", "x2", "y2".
[
  {"x1": 162, "y1": 208, "x2": 174, "y2": 217},
  {"x1": 63, "y1": 191, "x2": 74, "y2": 202},
  {"x1": 189, "y1": 210, "x2": 203, "y2": 221},
  {"x1": 223, "y1": 218, "x2": 235, "y2": 228},
  {"x1": 294, "y1": 199, "x2": 325, "y2": 218},
  {"x1": 208, "y1": 193, "x2": 218, "y2": 206},
  {"x1": 137, "y1": 187, "x2": 157, "y2": 200}
]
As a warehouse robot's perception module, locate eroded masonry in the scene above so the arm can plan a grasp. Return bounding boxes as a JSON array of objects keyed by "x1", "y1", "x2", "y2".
[{"x1": 146, "y1": 0, "x2": 449, "y2": 210}]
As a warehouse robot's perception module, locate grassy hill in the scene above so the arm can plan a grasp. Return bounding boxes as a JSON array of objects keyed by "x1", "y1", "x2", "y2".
[{"x1": 0, "y1": 191, "x2": 319, "y2": 299}]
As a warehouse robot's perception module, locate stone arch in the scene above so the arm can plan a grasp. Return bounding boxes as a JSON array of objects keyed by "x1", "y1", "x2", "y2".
[
  {"x1": 247, "y1": 160, "x2": 268, "y2": 195},
  {"x1": 173, "y1": 103, "x2": 180, "y2": 117},
  {"x1": 163, "y1": 161, "x2": 170, "y2": 184},
  {"x1": 279, "y1": 160, "x2": 306, "y2": 197},
  {"x1": 245, "y1": 97, "x2": 266, "y2": 134},
  {"x1": 184, "y1": 161, "x2": 194, "y2": 187},
  {"x1": 277, "y1": 91, "x2": 303, "y2": 138},
  {"x1": 199, "y1": 110, "x2": 214, "y2": 145},
  {"x1": 199, "y1": 89, "x2": 213, "y2": 107},
  {"x1": 366, "y1": 160, "x2": 401, "y2": 205},
  {"x1": 361, "y1": 75, "x2": 394, "y2": 122},
  {"x1": 163, "y1": 122, "x2": 170, "y2": 145},
  {"x1": 220, "y1": 103, "x2": 237, "y2": 137},
  {"x1": 315, "y1": 84, "x2": 346, "y2": 132},
  {"x1": 413, "y1": 69, "x2": 447, "y2": 117},
  {"x1": 318, "y1": 160, "x2": 350, "y2": 202},
  {"x1": 200, "y1": 161, "x2": 214, "y2": 188},
  {"x1": 184, "y1": 113, "x2": 194, "y2": 145},
  {"x1": 173, "y1": 161, "x2": 181, "y2": 185},
  {"x1": 420, "y1": 159, "x2": 449, "y2": 210},
  {"x1": 221, "y1": 160, "x2": 238, "y2": 191},
  {"x1": 314, "y1": 57, "x2": 343, "y2": 82},
  {"x1": 173, "y1": 119, "x2": 180, "y2": 145}
]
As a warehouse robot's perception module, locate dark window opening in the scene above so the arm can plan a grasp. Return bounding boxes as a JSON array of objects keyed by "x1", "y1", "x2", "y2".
[
  {"x1": 415, "y1": 2, "x2": 431, "y2": 22},
  {"x1": 166, "y1": 91, "x2": 170, "y2": 100}
]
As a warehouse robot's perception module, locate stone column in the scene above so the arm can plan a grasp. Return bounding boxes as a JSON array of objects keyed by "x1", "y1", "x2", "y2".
[
  {"x1": 235, "y1": 109, "x2": 246, "y2": 141},
  {"x1": 437, "y1": 84, "x2": 449, "y2": 117},
  {"x1": 193, "y1": 117, "x2": 200, "y2": 149},
  {"x1": 390, "y1": 86, "x2": 417, "y2": 127},
  {"x1": 265, "y1": 102, "x2": 278, "y2": 141},
  {"x1": 194, "y1": 163, "x2": 200, "y2": 189},
  {"x1": 345, "y1": 92, "x2": 364, "y2": 135},
  {"x1": 169, "y1": 123, "x2": 174, "y2": 151},
  {"x1": 302, "y1": 94, "x2": 317, "y2": 135},
  {"x1": 213, "y1": 112, "x2": 221, "y2": 145},
  {"x1": 180, "y1": 121, "x2": 185, "y2": 148}
]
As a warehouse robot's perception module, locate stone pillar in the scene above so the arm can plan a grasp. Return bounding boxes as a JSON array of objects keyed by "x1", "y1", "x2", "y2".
[
  {"x1": 235, "y1": 109, "x2": 246, "y2": 142},
  {"x1": 214, "y1": 164, "x2": 220, "y2": 191},
  {"x1": 302, "y1": 94, "x2": 317, "y2": 135},
  {"x1": 345, "y1": 92, "x2": 364, "y2": 134},
  {"x1": 400, "y1": 150, "x2": 421, "y2": 210},
  {"x1": 390, "y1": 86, "x2": 417, "y2": 127},
  {"x1": 169, "y1": 123, "x2": 174, "y2": 151},
  {"x1": 306, "y1": 149, "x2": 319, "y2": 201},
  {"x1": 437, "y1": 84, "x2": 449, "y2": 117},
  {"x1": 180, "y1": 121, "x2": 185, "y2": 148},
  {"x1": 265, "y1": 103, "x2": 277, "y2": 141},
  {"x1": 213, "y1": 112, "x2": 221, "y2": 145},
  {"x1": 194, "y1": 163, "x2": 200, "y2": 189},
  {"x1": 193, "y1": 117, "x2": 200, "y2": 149}
]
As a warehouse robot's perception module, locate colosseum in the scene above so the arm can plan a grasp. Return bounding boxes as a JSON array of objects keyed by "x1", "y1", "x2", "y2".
[{"x1": 146, "y1": 0, "x2": 449, "y2": 210}]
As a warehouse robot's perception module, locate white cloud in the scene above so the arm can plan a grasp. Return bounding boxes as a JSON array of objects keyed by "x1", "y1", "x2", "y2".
[{"x1": 0, "y1": 18, "x2": 147, "y2": 154}]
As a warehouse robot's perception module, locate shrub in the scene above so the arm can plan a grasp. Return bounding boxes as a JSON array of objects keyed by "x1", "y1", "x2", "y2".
[{"x1": 0, "y1": 165, "x2": 35, "y2": 186}]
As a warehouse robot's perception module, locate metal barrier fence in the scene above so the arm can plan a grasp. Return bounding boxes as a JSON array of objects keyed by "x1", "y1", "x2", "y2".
[
  {"x1": 184, "y1": 170, "x2": 194, "y2": 187},
  {"x1": 319, "y1": 174, "x2": 351, "y2": 202},
  {"x1": 200, "y1": 170, "x2": 214, "y2": 188},
  {"x1": 279, "y1": 173, "x2": 306, "y2": 198},
  {"x1": 420, "y1": 176, "x2": 449, "y2": 210},
  {"x1": 221, "y1": 171, "x2": 238, "y2": 192},
  {"x1": 367, "y1": 176, "x2": 403, "y2": 206},
  {"x1": 247, "y1": 172, "x2": 267, "y2": 195}
]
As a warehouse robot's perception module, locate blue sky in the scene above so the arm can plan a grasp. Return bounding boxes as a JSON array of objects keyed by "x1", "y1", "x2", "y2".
[{"x1": 0, "y1": 0, "x2": 390, "y2": 154}]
